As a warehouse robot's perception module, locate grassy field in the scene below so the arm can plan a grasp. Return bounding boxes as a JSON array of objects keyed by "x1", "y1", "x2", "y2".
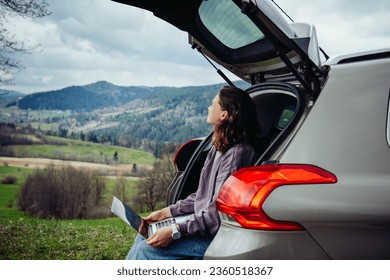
[
  {"x1": 0, "y1": 134, "x2": 156, "y2": 166},
  {"x1": 0, "y1": 165, "x2": 140, "y2": 260}
]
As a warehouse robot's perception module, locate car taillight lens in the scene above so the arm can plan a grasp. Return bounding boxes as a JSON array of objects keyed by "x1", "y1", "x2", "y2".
[{"x1": 216, "y1": 164, "x2": 338, "y2": 231}]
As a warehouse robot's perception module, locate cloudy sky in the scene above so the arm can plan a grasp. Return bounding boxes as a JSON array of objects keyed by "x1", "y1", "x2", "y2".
[{"x1": 3, "y1": 0, "x2": 390, "y2": 94}]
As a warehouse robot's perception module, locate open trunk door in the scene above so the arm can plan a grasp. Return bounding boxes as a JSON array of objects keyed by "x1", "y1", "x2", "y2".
[{"x1": 112, "y1": 0, "x2": 325, "y2": 97}]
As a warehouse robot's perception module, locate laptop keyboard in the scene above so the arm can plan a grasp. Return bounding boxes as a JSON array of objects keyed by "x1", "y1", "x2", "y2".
[{"x1": 155, "y1": 219, "x2": 174, "y2": 229}]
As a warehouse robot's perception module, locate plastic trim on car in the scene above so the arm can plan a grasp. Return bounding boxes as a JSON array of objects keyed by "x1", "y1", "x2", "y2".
[{"x1": 386, "y1": 89, "x2": 390, "y2": 148}]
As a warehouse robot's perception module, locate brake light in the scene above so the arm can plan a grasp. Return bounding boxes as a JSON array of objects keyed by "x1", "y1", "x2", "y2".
[{"x1": 216, "y1": 164, "x2": 338, "y2": 231}]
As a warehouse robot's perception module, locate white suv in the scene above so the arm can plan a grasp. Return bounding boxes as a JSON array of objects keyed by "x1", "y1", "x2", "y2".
[{"x1": 112, "y1": 0, "x2": 390, "y2": 259}]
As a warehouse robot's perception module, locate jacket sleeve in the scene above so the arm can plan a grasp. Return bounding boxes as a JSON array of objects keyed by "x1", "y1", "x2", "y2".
[
  {"x1": 176, "y1": 144, "x2": 257, "y2": 237},
  {"x1": 169, "y1": 192, "x2": 196, "y2": 216}
]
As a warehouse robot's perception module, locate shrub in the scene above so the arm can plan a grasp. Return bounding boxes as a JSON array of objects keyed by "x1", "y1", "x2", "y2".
[
  {"x1": 18, "y1": 164, "x2": 109, "y2": 219},
  {"x1": 7, "y1": 200, "x2": 14, "y2": 208},
  {"x1": 1, "y1": 175, "x2": 17, "y2": 184}
]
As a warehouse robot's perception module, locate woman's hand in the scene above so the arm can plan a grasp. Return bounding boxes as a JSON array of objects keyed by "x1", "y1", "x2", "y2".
[
  {"x1": 143, "y1": 207, "x2": 172, "y2": 223},
  {"x1": 146, "y1": 227, "x2": 174, "y2": 248},
  {"x1": 138, "y1": 218, "x2": 149, "y2": 238},
  {"x1": 138, "y1": 207, "x2": 172, "y2": 238}
]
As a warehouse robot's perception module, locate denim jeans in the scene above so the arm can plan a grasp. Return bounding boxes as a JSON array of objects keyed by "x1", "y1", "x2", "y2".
[{"x1": 126, "y1": 234, "x2": 213, "y2": 260}]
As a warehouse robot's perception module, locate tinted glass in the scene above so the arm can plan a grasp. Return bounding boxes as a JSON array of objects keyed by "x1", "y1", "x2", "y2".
[
  {"x1": 199, "y1": 0, "x2": 264, "y2": 49},
  {"x1": 278, "y1": 105, "x2": 296, "y2": 129}
]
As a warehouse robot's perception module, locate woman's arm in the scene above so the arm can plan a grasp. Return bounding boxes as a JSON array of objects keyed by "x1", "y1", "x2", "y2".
[
  {"x1": 178, "y1": 143, "x2": 257, "y2": 237},
  {"x1": 169, "y1": 192, "x2": 196, "y2": 216}
]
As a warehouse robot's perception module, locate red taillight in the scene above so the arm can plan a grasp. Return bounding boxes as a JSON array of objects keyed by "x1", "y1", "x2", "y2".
[{"x1": 216, "y1": 164, "x2": 338, "y2": 231}]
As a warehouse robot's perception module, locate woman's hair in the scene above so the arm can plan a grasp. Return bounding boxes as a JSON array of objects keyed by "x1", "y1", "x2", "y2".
[{"x1": 213, "y1": 86, "x2": 261, "y2": 153}]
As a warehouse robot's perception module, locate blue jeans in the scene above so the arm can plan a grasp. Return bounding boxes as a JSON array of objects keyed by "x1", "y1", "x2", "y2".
[{"x1": 126, "y1": 234, "x2": 213, "y2": 260}]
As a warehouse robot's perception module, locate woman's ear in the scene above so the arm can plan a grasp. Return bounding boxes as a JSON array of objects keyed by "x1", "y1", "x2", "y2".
[{"x1": 220, "y1": 111, "x2": 229, "y2": 121}]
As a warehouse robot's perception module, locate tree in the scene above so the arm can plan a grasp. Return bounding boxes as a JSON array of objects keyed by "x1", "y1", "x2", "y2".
[
  {"x1": 0, "y1": 0, "x2": 51, "y2": 87},
  {"x1": 18, "y1": 164, "x2": 109, "y2": 219},
  {"x1": 133, "y1": 154, "x2": 176, "y2": 212},
  {"x1": 114, "y1": 176, "x2": 129, "y2": 204}
]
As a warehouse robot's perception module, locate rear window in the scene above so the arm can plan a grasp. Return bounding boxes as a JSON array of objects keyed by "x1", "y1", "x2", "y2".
[{"x1": 198, "y1": 0, "x2": 264, "y2": 49}]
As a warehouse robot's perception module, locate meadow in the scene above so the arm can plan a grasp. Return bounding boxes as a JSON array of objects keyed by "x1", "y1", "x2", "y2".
[
  {"x1": 1, "y1": 134, "x2": 156, "y2": 166},
  {"x1": 0, "y1": 165, "x2": 140, "y2": 260}
]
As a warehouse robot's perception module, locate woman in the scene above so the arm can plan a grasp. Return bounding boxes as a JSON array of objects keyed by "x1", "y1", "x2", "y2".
[{"x1": 127, "y1": 85, "x2": 260, "y2": 260}]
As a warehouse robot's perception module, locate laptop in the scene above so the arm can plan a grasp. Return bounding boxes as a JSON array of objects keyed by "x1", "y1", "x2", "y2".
[{"x1": 111, "y1": 196, "x2": 191, "y2": 237}]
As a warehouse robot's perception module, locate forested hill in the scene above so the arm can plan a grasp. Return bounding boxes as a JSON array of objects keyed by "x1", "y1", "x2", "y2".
[
  {"x1": 8, "y1": 80, "x2": 249, "y2": 146},
  {"x1": 17, "y1": 81, "x2": 169, "y2": 112},
  {"x1": 16, "y1": 80, "x2": 247, "y2": 112}
]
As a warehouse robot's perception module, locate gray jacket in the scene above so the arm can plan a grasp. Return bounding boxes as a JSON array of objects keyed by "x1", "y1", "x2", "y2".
[{"x1": 169, "y1": 142, "x2": 257, "y2": 237}]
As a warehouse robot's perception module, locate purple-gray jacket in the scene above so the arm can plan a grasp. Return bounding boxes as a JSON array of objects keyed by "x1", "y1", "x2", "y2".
[{"x1": 169, "y1": 142, "x2": 257, "y2": 238}]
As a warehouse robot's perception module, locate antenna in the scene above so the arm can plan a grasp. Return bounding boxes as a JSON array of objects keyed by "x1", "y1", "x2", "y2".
[{"x1": 271, "y1": 0, "x2": 294, "y2": 22}]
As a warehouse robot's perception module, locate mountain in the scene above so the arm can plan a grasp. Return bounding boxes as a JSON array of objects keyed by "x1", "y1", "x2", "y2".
[
  {"x1": 5, "y1": 80, "x2": 249, "y2": 147},
  {"x1": 0, "y1": 89, "x2": 25, "y2": 98},
  {"x1": 15, "y1": 80, "x2": 248, "y2": 112},
  {"x1": 16, "y1": 81, "x2": 166, "y2": 112},
  {"x1": 0, "y1": 90, "x2": 26, "y2": 107}
]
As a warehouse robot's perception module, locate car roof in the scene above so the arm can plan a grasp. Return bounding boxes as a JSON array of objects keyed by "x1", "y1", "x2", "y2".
[{"x1": 325, "y1": 47, "x2": 390, "y2": 65}]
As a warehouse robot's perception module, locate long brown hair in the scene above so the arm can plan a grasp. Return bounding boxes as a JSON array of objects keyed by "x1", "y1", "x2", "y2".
[{"x1": 213, "y1": 86, "x2": 260, "y2": 153}]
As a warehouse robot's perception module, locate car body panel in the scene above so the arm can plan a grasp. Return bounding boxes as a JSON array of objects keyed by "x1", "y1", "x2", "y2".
[
  {"x1": 257, "y1": 58, "x2": 390, "y2": 259},
  {"x1": 204, "y1": 223, "x2": 330, "y2": 259},
  {"x1": 279, "y1": 58, "x2": 390, "y2": 173}
]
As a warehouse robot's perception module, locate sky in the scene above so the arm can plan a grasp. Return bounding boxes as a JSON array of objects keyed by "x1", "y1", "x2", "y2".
[{"x1": 2, "y1": 0, "x2": 390, "y2": 94}]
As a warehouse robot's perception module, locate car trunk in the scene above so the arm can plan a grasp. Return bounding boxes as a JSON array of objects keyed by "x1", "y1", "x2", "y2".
[{"x1": 111, "y1": 0, "x2": 325, "y2": 205}]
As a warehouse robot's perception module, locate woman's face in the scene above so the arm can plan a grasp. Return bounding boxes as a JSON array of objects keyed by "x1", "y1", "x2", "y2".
[{"x1": 207, "y1": 94, "x2": 228, "y2": 126}]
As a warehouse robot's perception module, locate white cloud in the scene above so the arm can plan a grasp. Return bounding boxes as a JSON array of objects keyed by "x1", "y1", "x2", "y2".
[
  {"x1": 275, "y1": 0, "x2": 390, "y2": 55},
  {"x1": 2, "y1": 0, "x2": 389, "y2": 94}
]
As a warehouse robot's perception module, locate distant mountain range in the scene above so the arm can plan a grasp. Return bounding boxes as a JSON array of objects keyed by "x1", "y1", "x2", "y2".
[
  {"x1": 15, "y1": 81, "x2": 166, "y2": 112},
  {"x1": 11, "y1": 80, "x2": 247, "y2": 112},
  {"x1": 0, "y1": 90, "x2": 25, "y2": 98},
  {"x1": 1, "y1": 80, "x2": 249, "y2": 146}
]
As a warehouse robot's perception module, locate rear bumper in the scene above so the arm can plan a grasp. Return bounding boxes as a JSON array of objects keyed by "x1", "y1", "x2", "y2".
[{"x1": 204, "y1": 222, "x2": 330, "y2": 260}]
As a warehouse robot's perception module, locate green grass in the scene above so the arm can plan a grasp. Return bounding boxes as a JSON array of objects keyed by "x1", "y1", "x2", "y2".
[
  {"x1": 0, "y1": 165, "x2": 32, "y2": 175},
  {"x1": 0, "y1": 166, "x2": 34, "y2": 220},
  {"x1": 2, "y1": 135, "x2": 156, "y2": 166},
  {"x1": 11, "y1": 144, "x2": 155, "y2": 166},
  {"x1": 104, "y1": 176, "x2": 139, "y2": 205},
  {"x1": 0, "y1": 166, "x2": 139, "y2": 260},
  {"x1": 0, "y1": 216, "x2": 136, "y2": 260},
  {"x1": 30, "y1": 121, "x2": 57, "y2": 131}
]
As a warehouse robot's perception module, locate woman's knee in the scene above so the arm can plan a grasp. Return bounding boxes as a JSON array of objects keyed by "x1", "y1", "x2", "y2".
[{"x1": 128, "y1": 239, "x2": 157, "y2": 260}]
